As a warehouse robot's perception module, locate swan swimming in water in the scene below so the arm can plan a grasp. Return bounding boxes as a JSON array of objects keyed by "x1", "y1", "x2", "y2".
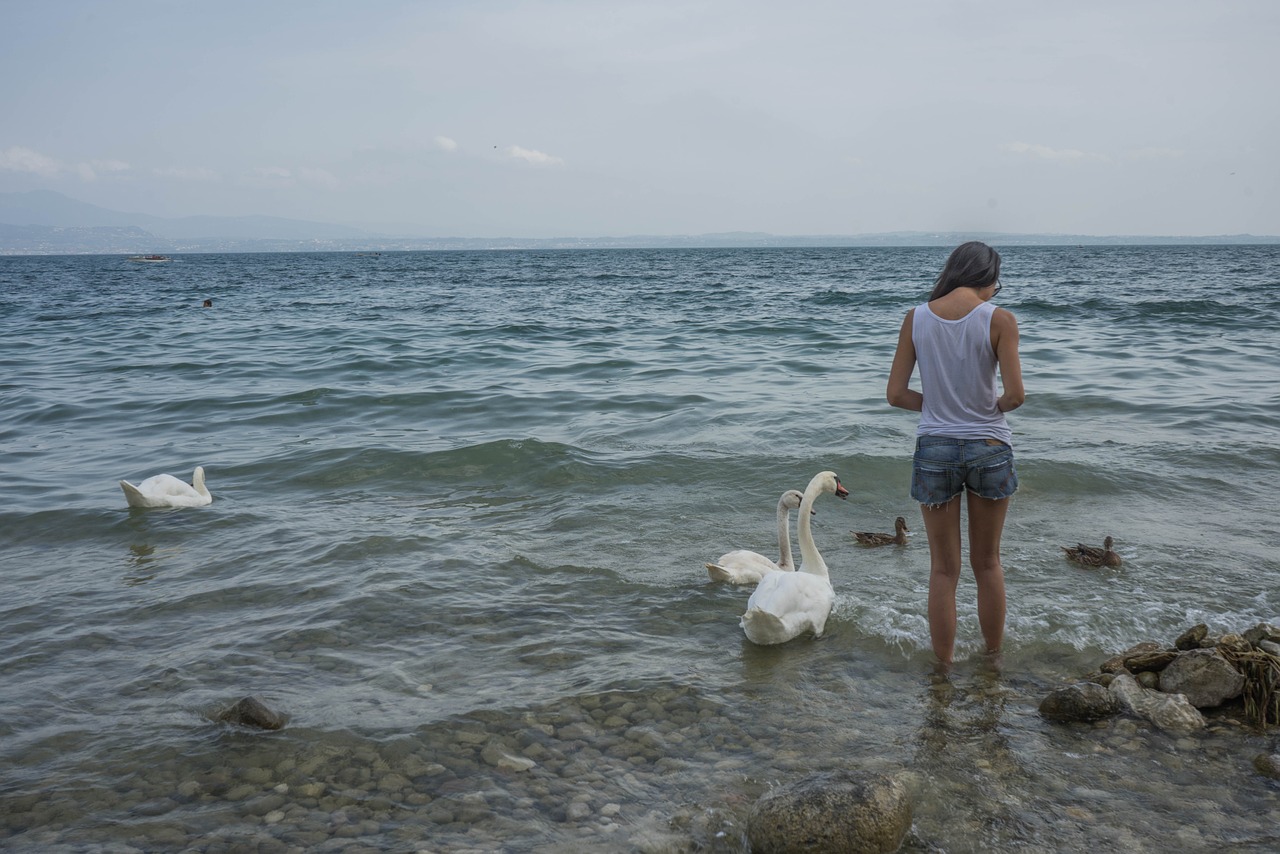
[
  {"x1": 119, "y1": 466, "x2": 213, "y2": 508},
  {"x1": 740, "y1": 470, "x2": 849, "y2": 645},
  {"x1": 705, "y1": 489, "x2": 807, "y2": 584}
]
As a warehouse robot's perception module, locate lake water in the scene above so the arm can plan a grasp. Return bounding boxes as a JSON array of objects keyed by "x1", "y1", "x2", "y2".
[{"x1": 1, "y1": 245, "x2": 1277, "y2": 851}]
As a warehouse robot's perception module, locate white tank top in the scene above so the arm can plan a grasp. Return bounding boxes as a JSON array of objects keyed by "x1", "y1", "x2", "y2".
[{"x1": 912, "y1": 300, "x2": 1012, "y2": 444}]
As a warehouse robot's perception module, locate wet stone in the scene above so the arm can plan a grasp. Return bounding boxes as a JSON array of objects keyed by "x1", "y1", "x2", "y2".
[
  {"x1": 558, "y1": 722, "x2": 598, "y2": 740},
  {"x1": 1102, "y1": 642, "x2": 1162, "y2": 673},
  {"x1": 1159, "y1": 649, "x2": 1245, "y2": 708},
  {"x1": 1039, "y1": 682, "x2": 1117, "y2": 723},
  {"x1": 748, "y1": 770, "x2": 912, "y2": 854},
  {"x1": 1254, "y1": 754, "x2": 1280, "y2": 779},
  {"x1": 376, "y1": 772, "x2": 411, "y2": 792},
  {"x1": 1110, "y1": 674, "x2": 1206, "y2": 733},
  {"x1": 240, "y1": 766, "x2": 273, "y2": 785},
  {"x1": 1125, "y1": 650, "x2": 1177, "y2": 673},
  {"x1": 1243, "y1": 623, "x2": 1280, "y2": 646},
  {"x1": 217, "y1": 696, "x2": 288, "y2": 731},
  {"x1": 1175, "y1": 624, "x2": 1209, "y2": 650},
  {"x1": 246, "y1": 793, "x2": 287, "y2": 816},
  {"x1": 1216, "y1": 633, "x2": 1251, "y2": 654}
]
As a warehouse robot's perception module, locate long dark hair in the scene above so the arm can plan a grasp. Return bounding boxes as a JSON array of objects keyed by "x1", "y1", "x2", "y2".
[{"x1": 929, "y1": 241, "x2": 1001, "y2": 300}]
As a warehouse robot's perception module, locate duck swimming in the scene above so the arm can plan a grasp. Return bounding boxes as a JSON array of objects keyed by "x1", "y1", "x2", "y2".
[
  {"x1": 852, "y1": 516, "x2": 909, "y2": 546},
  {"x1": 1061, "y1": 535, "x2": 1121, "y2": 567}
]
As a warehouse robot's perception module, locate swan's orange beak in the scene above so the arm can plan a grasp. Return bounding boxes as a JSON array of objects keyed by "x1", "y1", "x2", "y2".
[{"x1": 835, "y1": 478, "x2": 849, "y2": 499}]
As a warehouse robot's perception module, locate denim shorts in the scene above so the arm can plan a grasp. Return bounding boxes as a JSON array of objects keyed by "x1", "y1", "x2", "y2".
[{"x1": 911, "y1": 436, "x2": 1018, "y2": 506}]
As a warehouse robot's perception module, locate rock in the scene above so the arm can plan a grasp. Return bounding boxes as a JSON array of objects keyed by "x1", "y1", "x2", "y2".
[
  {"x1": 217, "y1": 696, "x2": 287, "y2": 731},
  {"x1": 1258, "y1": 640, "x2": 1280, "y2": 657},
  {"x1": 1125, "y1": 650, "x2": 1178, "y2": 673},
  {"x1": 1253, "y1": 754, "x2": 1280, "y2": 779},
  {"x1": 1136, "y1": 670, "x2": 1160, "y2": 690},
  {"x1": 1175, "y1": 624, "x2": 1208, "y2": 650},
  {"x1": 1243, "y1": 623, "x2": 1280, "y2": 647},
  {"x1": 1158, "y1": 649, "x2": 1245, "y2": 708},
  {"x1": 1101, "y1": 641, "x2": 1162, "y2": 674},
  {"x1": 747, "y1": 770, "x2": 911, "y2": 854},
  {"x1": 1217, "y1": 633, "x2": 1252, "y2": 655},
  {"x1": 1039, "y1": 682, "x2": 1117, "y2": 723},
  {"x1": 1109, "y1": 673, "x2": 1205, "y2": 733},
  {"x1": 480, "y1": 744, "x2": 535, "y2": 772}
]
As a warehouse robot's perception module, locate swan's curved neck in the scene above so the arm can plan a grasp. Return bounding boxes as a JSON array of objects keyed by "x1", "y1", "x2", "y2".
[
  {"x1": 775, "y1": 502, "x2": 793, "y2": 568},
  {"x1": 796, "y1": 486, "x2": 828, "y2": 578}
]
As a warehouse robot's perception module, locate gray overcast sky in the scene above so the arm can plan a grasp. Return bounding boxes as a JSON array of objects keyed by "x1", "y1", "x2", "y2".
[{"x1": 2, "y1": 0, "x2": 1276, "y2": 237}]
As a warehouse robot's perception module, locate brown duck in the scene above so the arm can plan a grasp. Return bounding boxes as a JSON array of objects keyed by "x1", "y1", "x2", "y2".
[
  {"x1": 1061, "y1": 536, "x2": 1122, "y2": 567},
  {"x1": 852, "y1": 516, "x2": 909, "y2": 546}
]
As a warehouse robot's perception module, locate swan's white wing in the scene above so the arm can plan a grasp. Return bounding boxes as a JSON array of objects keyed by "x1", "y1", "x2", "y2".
[
  {"x1": 136, "y1": 474, "x2": 200, "y2": 498},
  {"x1": 746, "y1": 571, "x2": 817, "y2": 613},
  {"x1": 119, "y1": 479, "x2": 151, "y2": 508},
  {"x1": 122, "y1": 473, "x2": 211, "y2": 508},
  {"x1": 742, "y1": 572, "x2": 834, "y2": 644},
  {"x1": 706, "y1": 549, "x2": 779, "y2": 584}
]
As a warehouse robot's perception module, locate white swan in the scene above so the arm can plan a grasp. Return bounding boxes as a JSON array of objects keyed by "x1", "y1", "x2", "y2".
[
  {"x1": 119, "y1": 466, "x2": 212, "y2": 508},
  {"x1": 740, "y1": 470, "x2": 849, "y2": 645},
  {"x1": 706, "y1": 489, "x2": 806, "y2": 584}
]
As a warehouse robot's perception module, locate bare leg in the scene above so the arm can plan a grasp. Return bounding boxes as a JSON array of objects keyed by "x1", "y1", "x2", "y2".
[
  {"x1": 966, "y1": 493, "x2": 1010, "y2": 655},
  {"x1": 920, "y1": 496, "x2": 963, "y2": 666}
]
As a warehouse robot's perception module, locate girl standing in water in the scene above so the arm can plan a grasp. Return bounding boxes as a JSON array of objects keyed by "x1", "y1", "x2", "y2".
[{"x1": 886, "y1": 242, "x2": 1025, "y2": 668}]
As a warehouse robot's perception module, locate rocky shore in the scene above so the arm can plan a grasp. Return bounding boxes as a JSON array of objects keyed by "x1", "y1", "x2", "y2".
[{"x1": 1039, "y1": 622, "x2": 1280, "y2": 776}]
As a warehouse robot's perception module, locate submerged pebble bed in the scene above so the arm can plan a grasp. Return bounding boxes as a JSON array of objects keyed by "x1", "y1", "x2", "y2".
[{"x1": 5, "y1": 665, "x2": 1279, "y2": 853}]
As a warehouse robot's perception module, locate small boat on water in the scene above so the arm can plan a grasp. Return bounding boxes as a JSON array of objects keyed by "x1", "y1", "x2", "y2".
[{"x1": 127, "y1": 254, "x2": 172, "y2": 263}]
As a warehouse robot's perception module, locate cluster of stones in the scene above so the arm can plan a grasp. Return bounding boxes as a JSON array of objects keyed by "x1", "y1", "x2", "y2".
[{"x1": 1039, "y1": 622, "x2": 1280, "y2": 779}]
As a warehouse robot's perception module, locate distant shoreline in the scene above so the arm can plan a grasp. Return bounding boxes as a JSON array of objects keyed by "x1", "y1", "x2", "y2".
[
  {"x1": 3, "y1": 230, "x2": 1279, "y2": 256},
  {"x1": 4, "y1": 189, "x2": 1277, "y2": 254}
]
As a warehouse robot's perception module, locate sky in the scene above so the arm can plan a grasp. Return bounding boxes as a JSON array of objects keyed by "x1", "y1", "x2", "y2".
[{"x1": 1, "y1": 0, "x2": 1277, "y2": 238}]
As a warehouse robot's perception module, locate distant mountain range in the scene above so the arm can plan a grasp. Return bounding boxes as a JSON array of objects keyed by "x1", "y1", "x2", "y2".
[{"x1": 1, "y1": 189, "x2": 1276, "y2": 254}]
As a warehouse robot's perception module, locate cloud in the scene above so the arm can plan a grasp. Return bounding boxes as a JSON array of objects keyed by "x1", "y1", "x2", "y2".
[
  {"x1": 154, "y1": 166, "x2": 222, "y2": 182},
  {"x1": 240, "y1": 165, "x2": 340, "y2": 189},
  {"x1": 0, "y1": 145, "x2": 64, "y2": 177},
  {"x1": 91, "y1": 159, "x2": 131, "y2": 174},
  {"x1": 1, "y1": 146, "x2": 132, "y2": 181},
  {"x1": 75, "y1": 159, "x2": 133, "y2": 181},
  {"x1": 506, "y1": 145, "x2": 564, "y2": 166},
  {"x1": 435, "y1": 135, "x2": 458, "y2": 152},
  {"x1": 1126, "y1": 147, "x2": 1184, "y2": 160},
  {"x1": 298, "y1": 166, "x2": 339, "y2": 188},
  {"x1": 1001, "y1": 142, "x2": 1108, "y2": 163}
]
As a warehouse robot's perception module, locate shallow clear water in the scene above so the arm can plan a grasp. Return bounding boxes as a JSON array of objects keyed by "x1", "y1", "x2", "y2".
[{"x1": 1, "y1": 246, "x2": 1277, "y2": 851}]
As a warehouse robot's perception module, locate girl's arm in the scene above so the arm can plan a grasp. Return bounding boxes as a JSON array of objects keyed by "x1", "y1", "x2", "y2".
[
  {"x1": 992, "y1": 308, "x2": 1025, "y2": 413},
  {"x1": 886, "y1": 310, "x2": 923, "y2": 412}
]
